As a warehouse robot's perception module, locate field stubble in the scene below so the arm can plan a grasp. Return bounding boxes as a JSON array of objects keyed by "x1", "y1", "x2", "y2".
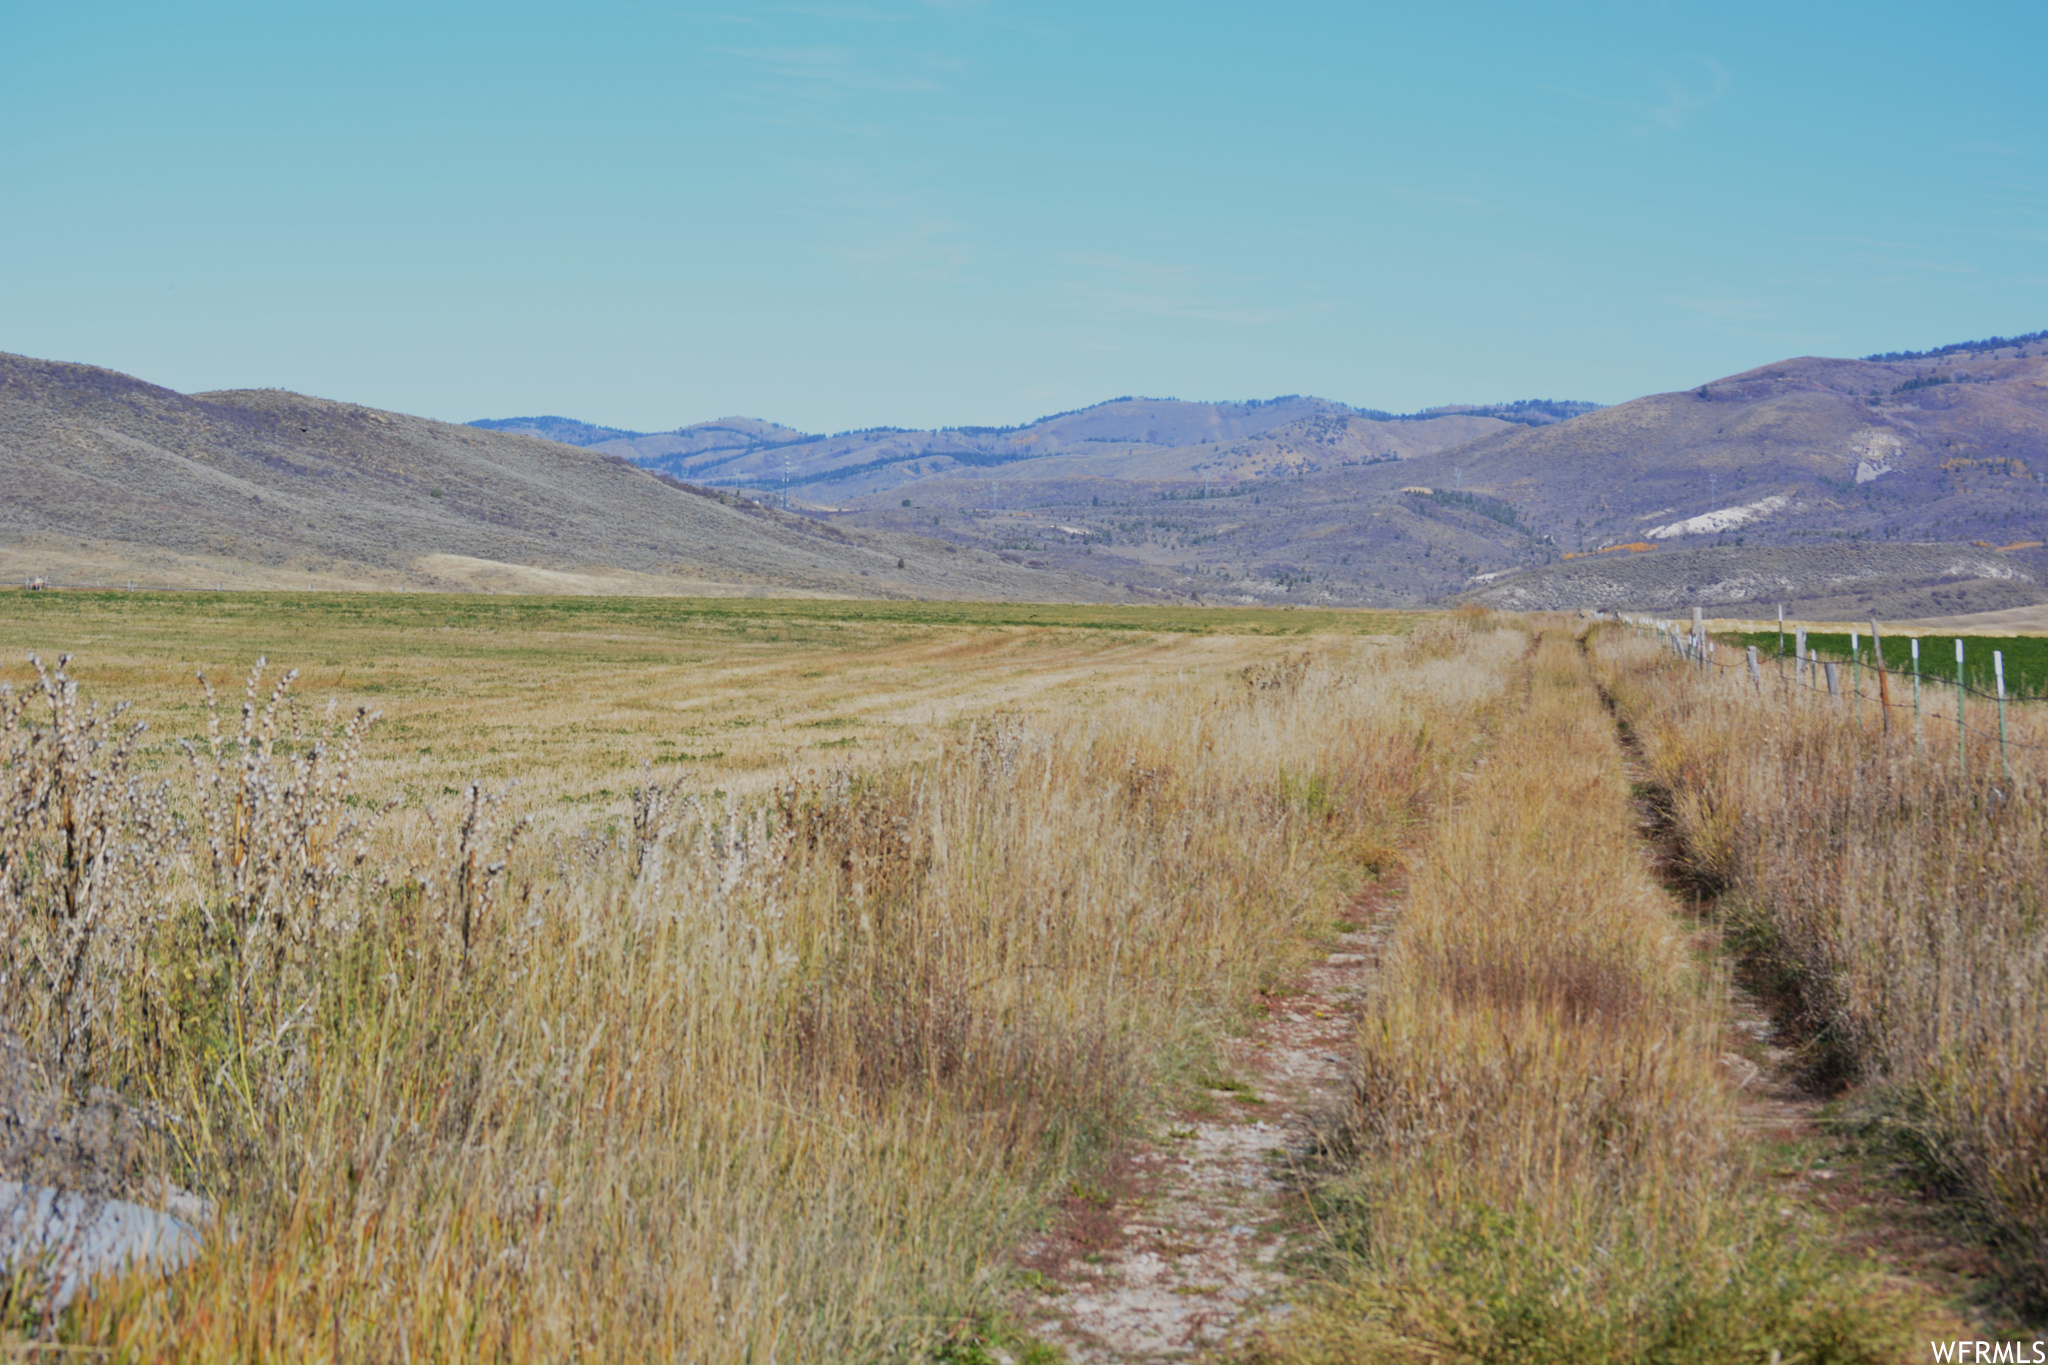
[{"x1": 0, "y1": 593, "x2": 1406, "y2": 827}]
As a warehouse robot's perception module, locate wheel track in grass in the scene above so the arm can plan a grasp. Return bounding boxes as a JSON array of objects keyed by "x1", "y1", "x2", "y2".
[
  {"x1": 1001, "y1": 633, "x2": 1531, "y2": 1362},
  {"x1": 1012, "y1": 627, "x2": 1992, "y2": 1362},
  {"x1": 1004, "y1": 879, "x2": 1402, "y2": 1363},
  {"x1": 1589, "y1": 643, "x2": 1996, "y2": 1343}
]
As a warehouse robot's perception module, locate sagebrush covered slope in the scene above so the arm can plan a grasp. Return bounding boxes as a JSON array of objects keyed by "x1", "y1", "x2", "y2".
[
  {"x1": 0, "y1": 351, "x2": 1122, "y2": 599},
  {"x1": 1397, "y1": 347, "x2": 2048, "y2": 555},
  {"x1": 1466, "y1": 542, "x2": 2045, "y2": 618}
]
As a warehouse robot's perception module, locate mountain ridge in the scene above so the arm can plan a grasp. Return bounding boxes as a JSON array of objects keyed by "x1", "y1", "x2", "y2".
[
  {"x1": 8, "y1": 331, "x2": 2045, "y2": 614},
  {"x1": 464, "y1": 393, "x2": 1605, "y2": 500}
]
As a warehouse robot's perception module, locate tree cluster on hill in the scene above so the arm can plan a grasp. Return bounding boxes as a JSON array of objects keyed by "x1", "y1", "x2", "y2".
[
  {"x1": 1862, "y1": 327, "x2": 2048, "y2": 362},
  {"x1": 1355, "y1": 398, "x2": 1601, "y2": 427}
]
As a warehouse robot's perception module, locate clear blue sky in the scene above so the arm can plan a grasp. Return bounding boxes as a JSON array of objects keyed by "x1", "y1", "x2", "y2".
[{"x1": 3, "y1": 2, "x2": 2043, "y2": 433}]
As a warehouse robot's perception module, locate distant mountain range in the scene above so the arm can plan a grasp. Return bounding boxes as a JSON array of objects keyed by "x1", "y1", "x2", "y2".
[
  {"x1": 462, "y1": 337, "x2": 2048, "y2": 616},
  {"x1": 6, "y1": 331, "x2": 2044, "y2": 618},
  {"x1": 469, "y1": 396, "x2": 1604, "y2": 500}
]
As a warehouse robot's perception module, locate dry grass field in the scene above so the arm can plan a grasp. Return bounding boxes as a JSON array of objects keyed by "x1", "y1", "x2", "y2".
[
  {"x1": 1, "y1": 593, "x2": 2036, "y2": 1361},
  {"x1": 0, "y1": 592, "x2": 1401, "y2": 825},
  {"x1": 1255, "y1": 629, "x2": 1922, "y2": 1364},
  {"x1": 0, "y1": 591, "x2": 1433, "y2": 1361}
]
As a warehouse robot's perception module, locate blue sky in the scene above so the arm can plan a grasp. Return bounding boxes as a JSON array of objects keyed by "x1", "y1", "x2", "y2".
[{"x1": 3, "y1": 2, "x2": 2043, "y2": 432}]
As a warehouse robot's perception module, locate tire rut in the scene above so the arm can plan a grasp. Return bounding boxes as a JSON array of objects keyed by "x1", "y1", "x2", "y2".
[
  {"x1": 1009, "y1": 885, "x2": 1401, "y2": 1363},
  {"x1": 1589, "y1": 655, "x2": 1994, "y2": 1336}
]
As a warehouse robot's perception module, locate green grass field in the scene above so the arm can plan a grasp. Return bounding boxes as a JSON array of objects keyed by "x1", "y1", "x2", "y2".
[
  {"x1": 0, "y1": 587, "x2": 1420, "y2": 642},
  {"x1": 1730, "y1": 628, "x2": 2048, "y2": 697}
]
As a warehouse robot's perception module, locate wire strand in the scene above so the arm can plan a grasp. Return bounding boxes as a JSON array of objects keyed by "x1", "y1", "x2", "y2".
[{"x1": 1626, "y1": 625, "x2": 2048, "y2": 751}]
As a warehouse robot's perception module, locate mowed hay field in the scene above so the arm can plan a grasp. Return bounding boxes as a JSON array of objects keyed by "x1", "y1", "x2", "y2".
[
  {"x1": 0, "y1": 591, "x2": 1441, "y2": 1361},
  {"x1": 0, "y1": 592, "x2": 1405, "y2": 822}
]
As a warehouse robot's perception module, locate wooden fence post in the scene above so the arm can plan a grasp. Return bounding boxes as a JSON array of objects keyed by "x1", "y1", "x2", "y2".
[
  {"x1": 1747, "y1": 644, "x2": 1762, "y2": 692},
  {"x1": 1871, "y1": 619, "x2": 1892, "y2": 736},
  {"x1": 1825, "y1": 661, "x2": 1841, "y2": 700}
]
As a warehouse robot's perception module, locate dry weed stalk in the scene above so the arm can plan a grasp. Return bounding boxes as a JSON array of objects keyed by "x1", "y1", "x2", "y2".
[
  {"x1": 179, "y1": 660, "x2": 380, "y2": 1037},
  {"x1": 0, "y1": 654, "x2": 176, "y2": 1091}
]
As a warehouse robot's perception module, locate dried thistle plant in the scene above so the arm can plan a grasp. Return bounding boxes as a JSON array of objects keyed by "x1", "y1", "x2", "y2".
[
  {"x1": 169, "y1": 658, "x2": 382, "y2": 1096},
  {"x1": 0, "y1": 654, "x2": 178, "y2": 1093}
]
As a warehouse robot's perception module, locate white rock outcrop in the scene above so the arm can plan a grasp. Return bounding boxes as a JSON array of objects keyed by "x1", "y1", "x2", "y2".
[
  {"x1": 0, "y1": 1181, "x2": 202, "y2": 1309},
  {"x1": 1644, "y1": 495, "x2": 1791, "y2": 540}
]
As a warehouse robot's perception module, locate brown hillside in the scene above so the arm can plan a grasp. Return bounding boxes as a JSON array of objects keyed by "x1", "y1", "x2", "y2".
[
  {"x1": 1391, "y1": 348, "x2": 2048, "y2": 558},
  {"x1": 1464, "y1": 542, "x2": 2045, "y2": 618},
  {"x1": 0, "y1": 351, "x2": 1126, "y2": 600}
]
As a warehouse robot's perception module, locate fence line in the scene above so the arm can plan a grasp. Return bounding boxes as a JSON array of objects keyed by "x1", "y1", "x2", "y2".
[{"x1": 1615, "y1": 612, "x2": 2042, "y2": 771}]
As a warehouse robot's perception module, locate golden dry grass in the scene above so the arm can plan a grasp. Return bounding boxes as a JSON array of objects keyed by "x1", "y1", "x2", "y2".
[
  {"x1": 2, "y1": 594, "x2": 1464, "y2": 1361},
  {"x1": 1593, "y1": 621, "x2": 2048, "y2": 1311},
  {"x1": 0, "y1": 592, "x2": 1409, "y2": 826},
  {"x1": 1255, "y1": 625, "x2": 1915, "y2": 1364},
  {"x1": 10, "y1": 597, "x2": 2002, "y2": 1359}
]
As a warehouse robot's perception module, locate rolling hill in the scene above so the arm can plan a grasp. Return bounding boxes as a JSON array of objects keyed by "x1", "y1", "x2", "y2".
[
  {"x1": 795, "y1": 336, "x2": 2048, "y2": 613},
  {"x1": 1463, "y1": 543, "x2": 2043, "y2": 620},
  {"x1": 0, "y1": 351, "x2": 1125, "y2": 601},
  {"x1": 1433, "y1": 336, "x2": 2048, "y2": 613},
  {"x1": 1403, "y1": 346, "x2": 2048, "y2": 554},
  {"x1": 12, "y1": 329, "x2": 2047, "y2": 617}
]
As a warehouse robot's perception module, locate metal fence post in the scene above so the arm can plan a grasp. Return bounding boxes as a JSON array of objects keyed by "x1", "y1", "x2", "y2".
[
  {"x1": 1956, "y1": 638, "x2": 1967, "y2": 778},
  {"x1": 1911, "y1": 638, "x2": 1922, "y2": 754},
  {"x1": 1850, "y1": 628, "x2": 1861, "y2": 720},
  {"x1": 1996, "y1": 650, "x2": 2010, "y2": 782}
]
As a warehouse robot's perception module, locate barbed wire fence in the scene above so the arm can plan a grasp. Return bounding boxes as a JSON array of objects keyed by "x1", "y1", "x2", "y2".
[{"x1": 1614, "y1": 606, "x2": 2039, "y2": 781}]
